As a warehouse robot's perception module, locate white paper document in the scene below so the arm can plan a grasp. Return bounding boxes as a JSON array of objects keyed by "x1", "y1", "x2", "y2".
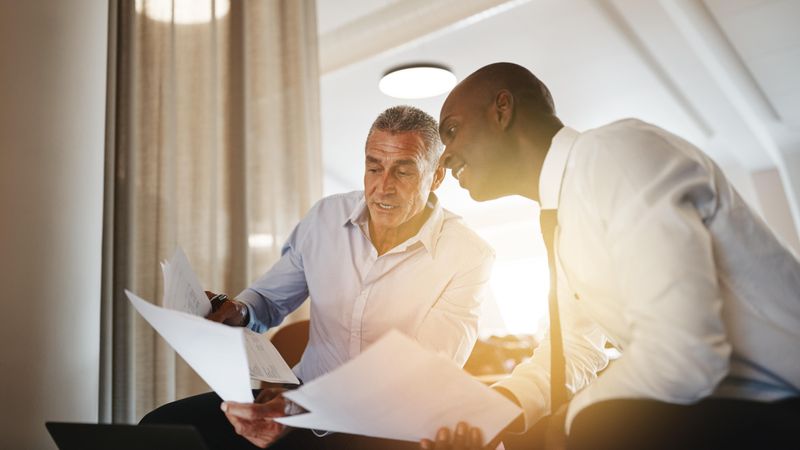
[
  {"x1": 126, "y1": 289, "x2": 254, "y2": 402},
  {"x1": 162, "y1": 248, "x2": 211, "y2": 317},
  {"x1": 243, "y1": 328, "x2": 300, "y2": 384},
  {"x1": 151, "y1": 247, "x2": 299, "y2": 385},
  {"x1": 275, "y1": 330, "x2": 522, "y2": 443}
]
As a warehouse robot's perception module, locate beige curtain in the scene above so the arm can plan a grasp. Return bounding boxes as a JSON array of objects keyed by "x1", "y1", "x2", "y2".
[{"x1": 100, "y1": 0, "x2": 322, "y2": 423}]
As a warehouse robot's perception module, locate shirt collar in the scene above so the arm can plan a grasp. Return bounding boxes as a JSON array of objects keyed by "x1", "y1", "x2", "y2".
[
  {"x1": 345, "y1": 192, "x2": 445, "y2": 256},
  {"x1": 344, "y1": 196, "x2": 368, "y2": 227},
  {"x1": 538, "y1": 126, "x2": 580, "y2": 210}
]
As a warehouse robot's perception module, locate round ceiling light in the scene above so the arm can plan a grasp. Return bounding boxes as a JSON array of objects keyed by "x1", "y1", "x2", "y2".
[{"x1": 379, "y1": 64, "x2": 457, "y2": 99}]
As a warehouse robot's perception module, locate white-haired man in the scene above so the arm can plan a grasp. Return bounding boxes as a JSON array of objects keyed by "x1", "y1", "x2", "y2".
[{"x1": 142, "y1": 105, "x2": 495, "y2": 450}]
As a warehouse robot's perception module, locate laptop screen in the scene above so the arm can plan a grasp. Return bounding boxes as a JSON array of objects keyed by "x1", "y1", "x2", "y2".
[{"x1": 45, "y1": 422, "x2": 209, "y2": 450}]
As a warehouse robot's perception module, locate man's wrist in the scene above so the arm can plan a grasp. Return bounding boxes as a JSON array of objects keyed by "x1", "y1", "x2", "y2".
[{"x1": 235, "y1": 300, "x2": 250, "y2": 326}]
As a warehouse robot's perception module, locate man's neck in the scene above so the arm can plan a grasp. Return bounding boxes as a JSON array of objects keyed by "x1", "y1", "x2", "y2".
[
  {"x1": 515, "y1": 121, "x2": 563, "y2": 201},
  {"x1": 368, "y1": 207, "x2": 432, "y2": 256}
]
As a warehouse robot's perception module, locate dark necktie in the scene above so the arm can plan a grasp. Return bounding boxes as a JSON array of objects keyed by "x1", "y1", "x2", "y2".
[{"x1": 540, "y1": 208, "x2": 568, "y2": 410}]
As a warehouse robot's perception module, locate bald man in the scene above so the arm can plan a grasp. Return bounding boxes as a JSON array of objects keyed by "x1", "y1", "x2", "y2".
[{"x1": 422, "y1": 62, "x2": 800, "y2": 450}]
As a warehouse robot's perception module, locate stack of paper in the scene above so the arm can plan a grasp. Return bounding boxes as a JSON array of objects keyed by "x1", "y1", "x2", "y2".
[
  {"x1": 276, "y1": 330, "x2": 522, "y2": 443},
  {"x1": 126, "y1": 248, "x2": 299, "y2": 403}
]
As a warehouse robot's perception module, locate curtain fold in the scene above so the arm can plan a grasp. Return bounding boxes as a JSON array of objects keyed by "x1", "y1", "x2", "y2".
[{"x1": 100, "y1": 0, "x2": 321, "y2": 423}]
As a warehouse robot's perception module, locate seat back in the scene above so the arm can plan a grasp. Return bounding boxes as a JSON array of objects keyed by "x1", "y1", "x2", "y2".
[{"x1": 270, "y1": 319, "x2": 310, "y2": 368}]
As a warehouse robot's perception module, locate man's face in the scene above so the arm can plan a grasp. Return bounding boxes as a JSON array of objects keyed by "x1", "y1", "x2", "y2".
[
  {"x1": 439, "y1": 88, "x2": 511, "y2": 201},
  {"x1": 363, "y1": 130, "x2": 441, "y2": 232}
]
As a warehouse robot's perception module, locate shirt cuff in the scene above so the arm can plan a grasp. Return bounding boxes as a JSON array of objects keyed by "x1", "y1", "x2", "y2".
[
  {"x1": 492, "y1": 375, "x2": 549, "y2": 432},
  {"x1": 236, "y1": 289, "x2": 269, "y2": 333}
]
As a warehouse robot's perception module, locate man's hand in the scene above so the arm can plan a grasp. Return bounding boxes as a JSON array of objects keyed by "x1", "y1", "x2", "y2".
[
  {"x1": 204, "y1": 291, "x2": 249, "y2": 326},
  {"x1": 420, "y1": 422, "x2": 501, "y2": 450},
  {"x1": 221, "y1": 389, "x2": 300, "y2": 448}
]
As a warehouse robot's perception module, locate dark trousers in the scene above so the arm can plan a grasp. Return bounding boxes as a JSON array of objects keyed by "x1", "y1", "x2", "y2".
[
  {"x1": 140, "y1": 390, "x2": 418, "y2": 450},
  {"x1": 504, "y1": 397, "x2": 800, "y2": 450}
]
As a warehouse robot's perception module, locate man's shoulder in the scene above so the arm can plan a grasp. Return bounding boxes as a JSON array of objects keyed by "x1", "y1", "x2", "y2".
[
  {"x1": 578, "y1": 118, "x2": 688, "y2": 150},
  {"x1": 579, "y1": 118, "x2": 657, "y2": 146},
  {"x1": 573, "y1": 118, "x2": 701, "y2": 168},
  {"x1": 307, "y1": 190, "x2": 364, "y2": 219},
  {"x1": 437, "y1": 209, "x2": 495, "y2": 259}
]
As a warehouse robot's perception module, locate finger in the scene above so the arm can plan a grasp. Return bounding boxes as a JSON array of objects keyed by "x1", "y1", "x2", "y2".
[
  {"x1": 452, "y1": 422, "x2": 468, "y2": 449},
  {"x1": 205, "y1": 308, "x2": 228, "y2": 322},
  {"x1": 206, "y1": 303, "x2": 238, "y2": 323},
  {"x1": 435, "y1": 427, "x2": 451, "y2": 448},
  {"x1": 246, "y1": 437, "x2": 268, "y2": 448},
  {"x1": 420, "y1": 438, "x2": 434, "y2": 449},
  {"x1": 222, "y1": 402, "x2": 265, "y2": 421},
  {"x1": 225, "y1": 400, "x2": 287, "y2": 421},
  {"x1": 205, "y1": 291, "x2": 216, "y2": 300},
  {"x1": 254, "y1": 387, "x2": 286, "y2": 403},
  {"x1": 469, "y1": 427, "x2": 483, "y2": 449},
  {"x1": 237, "y1": 420, "x2": 284, "y2": 448},
  {"x1": 225, "y1": 414, "x2": 245, "y2": 436}
]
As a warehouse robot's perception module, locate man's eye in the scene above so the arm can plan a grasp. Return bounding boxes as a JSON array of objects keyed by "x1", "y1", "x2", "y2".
[{"x1": 447, "y1": 126, "x2": 457, "y2": 137}]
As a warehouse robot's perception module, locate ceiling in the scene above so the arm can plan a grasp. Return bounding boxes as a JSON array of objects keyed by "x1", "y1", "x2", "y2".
[
  {"x1": 316, "y1": 0, "x2": 799, "y2": 195},
  {"x1": 313, "y1": 0, "x2": 800, "y2": 334}
]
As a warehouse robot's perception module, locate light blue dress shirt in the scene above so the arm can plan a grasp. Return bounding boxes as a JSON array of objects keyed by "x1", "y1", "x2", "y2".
[{"x1": 237, "y1": 190, "x2": 494, "y2": 383}]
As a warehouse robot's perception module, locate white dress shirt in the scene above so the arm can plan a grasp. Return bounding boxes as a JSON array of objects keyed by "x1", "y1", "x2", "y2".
[
  {"x1": 237, "y1": 190, "x2": 494, "y2": 383},
  {"x1": 494, "y1": 119, "x2": 800, "y2": 432}
]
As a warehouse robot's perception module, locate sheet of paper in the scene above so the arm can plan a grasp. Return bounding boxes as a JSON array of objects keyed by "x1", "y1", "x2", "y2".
[
  {"x1": 162, "y1": 247, "x2": 210, "y2": 317},
  {"x1": 151, "y1": 247, "x2": 298, "y2": 385},
  {"x1": 276, "y1": 330, "x2": 522, "y2": 442},
  {"x1": 126, "y1": 290, "x2": 254, "y2": 403},
  {"x1": 243, "y1": 329, "x2": 300, "y2": 385}
]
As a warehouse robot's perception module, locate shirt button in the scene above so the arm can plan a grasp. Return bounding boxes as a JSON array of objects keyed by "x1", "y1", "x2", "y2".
[{"x1": 573, "y1": 293, "x2": 581, "y2": 301}]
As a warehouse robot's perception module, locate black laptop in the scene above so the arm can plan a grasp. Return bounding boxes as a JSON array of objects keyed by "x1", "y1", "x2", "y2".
[{"x1": 45, "y1": 422, "x2": 209, "y2": 450}]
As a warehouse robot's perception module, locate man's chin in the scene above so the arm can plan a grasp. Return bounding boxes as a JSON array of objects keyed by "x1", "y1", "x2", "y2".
[{"x1": 465, "y1": 185, "x2": 503, "y2": 202}]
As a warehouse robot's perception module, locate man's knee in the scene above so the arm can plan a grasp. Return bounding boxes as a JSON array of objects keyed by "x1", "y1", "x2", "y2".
[
  {"x1": 139, "y1": 400, "x2": 182, "y2": 425},
  {"x1": 138, "y1": 391, "x2": 224, "y2": 425}
]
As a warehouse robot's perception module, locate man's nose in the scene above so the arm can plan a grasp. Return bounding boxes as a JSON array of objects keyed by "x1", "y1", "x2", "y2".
[
  {"x1": 439, "y1": 152, "x2": 453, "y2": 169},
  {"x1": 378, "y1": 172, "x2": 396, "y2": 192}
]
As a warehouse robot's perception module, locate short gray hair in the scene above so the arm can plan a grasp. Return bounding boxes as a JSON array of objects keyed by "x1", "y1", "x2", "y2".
[{"x1": 365, "y1": 105, "x2": 443, "y2": 168}]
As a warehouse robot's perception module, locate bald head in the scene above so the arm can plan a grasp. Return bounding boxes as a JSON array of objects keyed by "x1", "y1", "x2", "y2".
[
  {"x1": 446, "y1": 62, "x2": 556, "y2": 118},
  {"x1": 438, "y1": 63, "x2": 563, "y2": 201}
]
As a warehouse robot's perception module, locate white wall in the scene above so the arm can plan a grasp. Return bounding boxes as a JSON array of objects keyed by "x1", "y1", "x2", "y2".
[{"x1": 0, "y1": 1, "x2": 108, "y2": 448}]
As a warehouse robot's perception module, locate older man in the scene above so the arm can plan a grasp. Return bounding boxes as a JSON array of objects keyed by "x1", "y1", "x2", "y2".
[
  {"x1": 141, "y1": 105, "x2": 494, "y2": 450},
  {"x1": 424, "y1": 63, "x2": 800, "y2": 450}
]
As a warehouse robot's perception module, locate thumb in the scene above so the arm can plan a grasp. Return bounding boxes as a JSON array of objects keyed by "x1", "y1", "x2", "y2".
[
  {"x1": 205, "y1": 308, "x2": 227, "y2": 322},
  {"x1": 222, "y1": 399, "x2": 285, "y2": 420}
]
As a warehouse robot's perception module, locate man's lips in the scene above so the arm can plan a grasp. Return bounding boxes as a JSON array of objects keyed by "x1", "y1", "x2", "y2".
[
  {"x1": 372, "y1": 201, "x2": 398, "y2": 211},
  {"x1": 453, "y1": 163, "x2": 467, "y2": 180}
]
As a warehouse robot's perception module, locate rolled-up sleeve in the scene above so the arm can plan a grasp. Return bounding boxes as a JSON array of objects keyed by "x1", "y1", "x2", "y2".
[
  {"x1": 237, "y1": 223, "x2": 310, "y2": 333},
  {"x1": 493, "y1": 282, "x2": 608, "y2": 431}
]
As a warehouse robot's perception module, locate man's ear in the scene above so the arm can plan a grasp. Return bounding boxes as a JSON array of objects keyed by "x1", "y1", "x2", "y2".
[
  {"x1": 430, "y1": 165, "x2": 445, "y2": 191},
  {"x1": 495, "y1": 90, "x2": 514, "y2": 131}
]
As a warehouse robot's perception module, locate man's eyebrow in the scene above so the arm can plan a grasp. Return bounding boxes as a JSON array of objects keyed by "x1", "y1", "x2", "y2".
[
  {"x1": 438, "y1": 117, "x2": 450, "y2": 136},
  {"x1": 366, "y1": 155, "x2": 418, "y2": 166}
]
